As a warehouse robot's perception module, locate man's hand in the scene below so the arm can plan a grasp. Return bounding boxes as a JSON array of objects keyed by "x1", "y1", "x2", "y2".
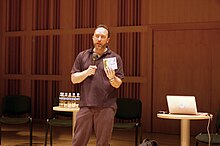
[
  {"x1": 104, "y1": 66, "x2": 115, "y2": 80},
  {"x1": 86, "y1": 65, "x2": 97, "y2": 76},
  {"x1": 71, "y1": 65, "x2": 97, "y2": 84},
  {"x1": 104, "y1": 66, "x2": 122, "y2": 88}
]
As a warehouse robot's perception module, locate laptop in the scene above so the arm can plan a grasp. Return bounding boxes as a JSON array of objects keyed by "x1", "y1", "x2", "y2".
[{"x1": 166, "y1": 95, "x2": 198, "y2": 115}]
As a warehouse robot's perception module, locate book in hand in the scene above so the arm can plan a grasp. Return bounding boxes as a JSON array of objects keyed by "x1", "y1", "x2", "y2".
[{"x1": 103, "y1": 57, "x2": 118, "y2": 70}]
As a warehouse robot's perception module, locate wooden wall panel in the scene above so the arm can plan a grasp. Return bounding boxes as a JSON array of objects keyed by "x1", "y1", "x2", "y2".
[
  {"x1": 6, "y1": 0, "x2": 23, "y2": 31},
  {"x1": 117, "y1": 0, "x2": 141, "y2": 26},
  {"x1": 149, "y1": 0, "x2": 220, "y2": 24},
  {"x1": 119, "y1": 83, "x2": 140, "y2": 100},
  {"x1": 152, "y1": 29, "x2": 220, "y2": 135},
  {"x1": 210, "y1": 30, "x2": 220, "y2": 113},
  {"x1": 116, "y1": 32, "x2": 141, "y2": 76},
  {"x1": 4, "y1": 80, "x2": 21, "y2": 95},
  {"x1": 6, "y1": 37, "x2": 22, "y2": 74},
  {"x1": 75, "y1": 0, "x2": 97, "y2": 28},
  {"x1": 51, "y1": 35, "x2": 60, "y2": 74}
]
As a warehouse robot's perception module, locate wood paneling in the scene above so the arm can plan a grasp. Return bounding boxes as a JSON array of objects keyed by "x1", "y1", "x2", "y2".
[
  {"x1": 6, "y1": 37, "x2": 22, "y2": 74},
  {"x1": 152, "y1": 29, "x2": 220, "y2": 135},
  {"x1": 6, "y1": 0, "x2": 23, "y2": 31},
  {"x1": 209, "y1": 30, "x2": 220, "y2": 113},
  {"x1": 149, "y1": 0, "x2": 220, "y2": 24},
  {"x1": 75, "y1": 0, "x2": 96, "y2": 28},
  {"x1": 117, "y1": 0, "x2": 141, "y2": 26}
]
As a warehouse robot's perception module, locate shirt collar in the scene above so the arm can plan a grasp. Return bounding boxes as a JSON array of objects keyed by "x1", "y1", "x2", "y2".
[{"x1": 89, "y1": 47, "x2": 111, "y2": 55}]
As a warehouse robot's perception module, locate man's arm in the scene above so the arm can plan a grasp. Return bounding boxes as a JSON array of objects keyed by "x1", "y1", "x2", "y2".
[
  {"x1": 71, "y1": 65, "x2": 97, "y2": 84},
  {"x1": 109, "y1": 76, "x2": 122, "y2": 88},
  {"x1": 104, "y1": 66, "x2": 123, "y2": 88}
]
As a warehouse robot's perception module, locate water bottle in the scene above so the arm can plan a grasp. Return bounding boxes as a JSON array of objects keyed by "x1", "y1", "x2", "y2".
[
  {"x1": 67, "y1": 93, "x2": 72, "y2": 108},
  {"x1": 59, "y1": 92, "x2": 64, "y2": 107},
  {"x1": 64, "y1": 92, "x2": 68, "y2": 108},
  {"x1": 72, "y1": 92, "x2": 76, "y2": 108},
  {"x1": 75, "y1": 93, "x2": 80, "y2": 107}
]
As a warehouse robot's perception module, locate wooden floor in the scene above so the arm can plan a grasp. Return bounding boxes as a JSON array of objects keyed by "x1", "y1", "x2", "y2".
[{"x1": 0, "y1": 121, "x2": 208, "y2": 146}]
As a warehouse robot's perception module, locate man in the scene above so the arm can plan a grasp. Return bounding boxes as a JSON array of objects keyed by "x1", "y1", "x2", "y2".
[{"x1": 70, "y1": 24, "x2": 124, "y2": 146}]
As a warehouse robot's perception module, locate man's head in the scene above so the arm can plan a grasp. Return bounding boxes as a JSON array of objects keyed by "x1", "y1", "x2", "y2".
[
  {"x1": 95, "y1": 24, "x2": 110, "y2": 38},
  {"x1": 92, "y1": 24, "x2": 110, "y2": 50}
]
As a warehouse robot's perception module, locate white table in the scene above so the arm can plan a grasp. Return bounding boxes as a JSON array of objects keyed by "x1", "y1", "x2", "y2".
[
  {"x1": 157, "y1": 113, "x2": 212, "y2": 146},
  {"x1": 53, "y1": 106, "x2": 79, "y2": 135}
]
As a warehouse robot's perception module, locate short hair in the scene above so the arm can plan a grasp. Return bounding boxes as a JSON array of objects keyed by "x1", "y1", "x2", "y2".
[{"x1": 95, "y1": 24, "x2": 110, "y2": 38}]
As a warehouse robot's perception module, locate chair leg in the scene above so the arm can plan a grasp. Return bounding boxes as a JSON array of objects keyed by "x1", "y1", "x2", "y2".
[
  {"x1": 0, "y1": 124, "x2": 1, "y2": 145},
  {"x1": 135, "y1": 126, "x2": 138, "y2": 146},
  {"x1": 139, "y1": 126, "x2": 142, "y2": 144},
  {"x1": 50, "y1": 125, "x2": 53, "y2": 146},
  {"x1": 29, "y1": 118, "x2": 33, "y2": 146},
  {"x1": 45, "y1": 121, "x2": 49, "y2": 146}
]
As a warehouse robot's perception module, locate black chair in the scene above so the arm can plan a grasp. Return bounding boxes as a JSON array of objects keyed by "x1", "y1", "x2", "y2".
[
  {"x1": 195, "y1": 109, "x2": 220, "y2": 145},
  {"x1": 44, "y1": 100, "x2": 72, "y2": 146},
  {"x1": 0, "y1": 95, "x2": 32, "y2": 146},
  {"x1": 113, "y1": 98, "x2": 142, "y2": 146}
]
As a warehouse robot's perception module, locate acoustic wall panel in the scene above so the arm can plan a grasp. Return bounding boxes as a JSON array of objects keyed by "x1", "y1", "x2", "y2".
[
  {"x1": 117, "y1": 0, "x2": 141, "y2": 26},
  {"x1": 33, "y1": 0, "x2": 60, "y2": 30},
  {"x1": 117, "y1": 32, "x2": 141, "y2": 76},
  {"x1": 6, "y1": 37, "x2": 22, "y2": 74},
  {"x1": 75, "y1": 0, "x2": 97, "y2": 28},
  {"x1": 6, "y1": 0, "x2": 23, "y2": 31},
  {"x1": 4, "y1": 79, "x2": 21, "y2": 95}
]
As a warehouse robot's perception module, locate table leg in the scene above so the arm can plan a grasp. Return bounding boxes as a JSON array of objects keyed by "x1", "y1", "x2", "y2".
[{"x1": 181, "y1": 119, "x2": 190, "y2": 146}]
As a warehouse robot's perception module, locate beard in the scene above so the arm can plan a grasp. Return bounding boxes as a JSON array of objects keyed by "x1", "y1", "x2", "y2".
[{"x1": 93, "y1": 42, "x2": 107, "y2": 50}]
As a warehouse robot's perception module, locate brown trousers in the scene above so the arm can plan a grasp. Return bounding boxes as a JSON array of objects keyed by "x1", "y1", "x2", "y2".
[{"x1": 72, "y1": 107, "x2": 115, "y2": 146}]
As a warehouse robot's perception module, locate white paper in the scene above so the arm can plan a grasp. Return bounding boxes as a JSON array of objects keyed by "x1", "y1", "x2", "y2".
[{"x1": 103, "y1": 57, "x2": 118, "y2": 70}]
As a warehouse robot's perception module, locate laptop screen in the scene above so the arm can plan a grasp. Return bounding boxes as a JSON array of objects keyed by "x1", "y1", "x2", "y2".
[{"x1": 166, "y1": 95, "x2": 198, "y2": 115}]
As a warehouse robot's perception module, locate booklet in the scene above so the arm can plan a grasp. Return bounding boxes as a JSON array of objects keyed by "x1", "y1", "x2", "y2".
[{"x1": 103, "y1": 57, "x2": 118, "y2": 70}]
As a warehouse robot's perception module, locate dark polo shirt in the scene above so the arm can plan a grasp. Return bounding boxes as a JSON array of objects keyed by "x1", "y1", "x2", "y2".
[{"x1": 71, "y1": 48, "x2": 124, "y2": 110}]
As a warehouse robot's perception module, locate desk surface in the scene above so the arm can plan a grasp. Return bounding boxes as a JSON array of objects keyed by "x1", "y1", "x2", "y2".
[
  {"x1": 53, "y1": 106, "x2": 80, "y2": 112},
  {"x1": 157, "y1": 113, "x2": 212, "y2": 120}
]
